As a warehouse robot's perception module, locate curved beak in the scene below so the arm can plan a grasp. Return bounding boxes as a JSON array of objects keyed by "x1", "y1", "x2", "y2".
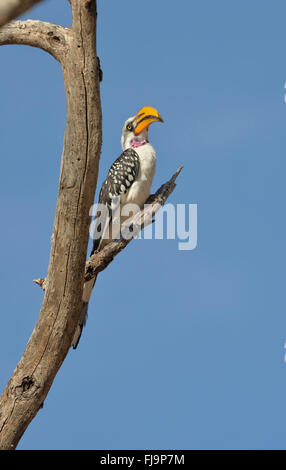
[{"x1": 134, "y1": 106, "x2": 164, "y2": 135}]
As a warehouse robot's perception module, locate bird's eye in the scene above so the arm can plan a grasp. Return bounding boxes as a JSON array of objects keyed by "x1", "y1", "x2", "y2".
[{"x1": 126, "y1": 123, "x2": 133, "y2": 131}]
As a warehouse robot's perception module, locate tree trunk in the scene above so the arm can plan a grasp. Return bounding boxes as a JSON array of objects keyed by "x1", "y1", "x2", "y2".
[{"x1": 0, "y1": 0, "x2": 102, "y2": 450}]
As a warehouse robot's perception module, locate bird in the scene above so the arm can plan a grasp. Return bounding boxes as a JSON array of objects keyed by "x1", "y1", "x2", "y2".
[{"x1": 72, "y1": 106, "x2": 164, "y2": 349}]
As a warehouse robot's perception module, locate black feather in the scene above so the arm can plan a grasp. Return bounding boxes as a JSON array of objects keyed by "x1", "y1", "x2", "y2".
[{"x1": 91, "y1": 148, "x2": 140, "y2": 255}]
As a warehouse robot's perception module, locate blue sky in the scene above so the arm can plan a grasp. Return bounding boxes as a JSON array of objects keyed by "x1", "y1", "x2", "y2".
[{"x1": 0, "y1": 0, "x2": 286, "y2": 450}]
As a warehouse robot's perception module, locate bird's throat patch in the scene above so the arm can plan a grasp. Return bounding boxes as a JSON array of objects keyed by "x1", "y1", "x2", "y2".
[{"x1": 131, "y1": 139, "x2": 148, "y2": 148}]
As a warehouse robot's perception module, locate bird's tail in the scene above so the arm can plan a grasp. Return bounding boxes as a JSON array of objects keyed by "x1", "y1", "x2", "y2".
[
  {"x1": 72, "y1": 215, "x2": 107, "y2": 349},
  {"x1": 72, "y1": 276, "x2": 97, "y2": 349}
]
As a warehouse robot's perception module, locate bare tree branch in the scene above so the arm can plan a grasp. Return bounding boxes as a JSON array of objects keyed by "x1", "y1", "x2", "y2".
[
  {"x1": 0, "y1": 0, "x2": 102, "y2": 450},
  {"x1": 0, "y1": 0, "x2": 44, "y2": 27},
  {"x1": 34, "y1": 166, "x2": 183, "y2": 289},
  {"x1": 85, "y1": 166, "x2": 183, "y2": 279},
  {"x1": 0, "y1": 20, "x2": 71, "y2": 61}
]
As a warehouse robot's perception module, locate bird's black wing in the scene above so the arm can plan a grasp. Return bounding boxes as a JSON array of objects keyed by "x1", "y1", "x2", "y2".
[{"x1": 91, "y1": 148, "x2": 140, "y2": 254}]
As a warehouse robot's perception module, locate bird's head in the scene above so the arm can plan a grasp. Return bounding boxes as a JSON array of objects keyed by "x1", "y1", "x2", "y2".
[{"x1": 121, "y1": 106, "x2": 163, "y2": 150}]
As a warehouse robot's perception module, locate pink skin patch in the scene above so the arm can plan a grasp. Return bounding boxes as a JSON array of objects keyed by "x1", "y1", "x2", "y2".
[{"x1": 131, "y1": 139, "x2": 148, "y2": 148}]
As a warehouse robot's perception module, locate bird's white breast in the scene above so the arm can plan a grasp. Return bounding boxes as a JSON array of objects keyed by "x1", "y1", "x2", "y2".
[{"x1": 123, "y1": 143, "x2": 156, "y2": 208}]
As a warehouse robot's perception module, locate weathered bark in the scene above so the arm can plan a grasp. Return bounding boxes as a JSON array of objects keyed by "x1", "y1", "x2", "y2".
[
  {"x1": 0, "y1": 20, "x2": 70, "y2": 60},
  {"x1": 0, "y1": 0, "x2": 44, "y2": 27},
  {"x1": 0, "y1": 0, "x2": 102, "y2": 450}
]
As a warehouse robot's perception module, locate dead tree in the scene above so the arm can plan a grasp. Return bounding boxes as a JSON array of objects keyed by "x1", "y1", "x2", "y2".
[{"x1": 0, "y1": 0, "x2": 182, "y2": 450}]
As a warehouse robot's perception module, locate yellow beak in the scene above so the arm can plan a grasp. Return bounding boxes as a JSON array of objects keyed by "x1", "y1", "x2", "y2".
[{"x1": 134, "y1": 106, "x2": 164, "y2": 135}]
